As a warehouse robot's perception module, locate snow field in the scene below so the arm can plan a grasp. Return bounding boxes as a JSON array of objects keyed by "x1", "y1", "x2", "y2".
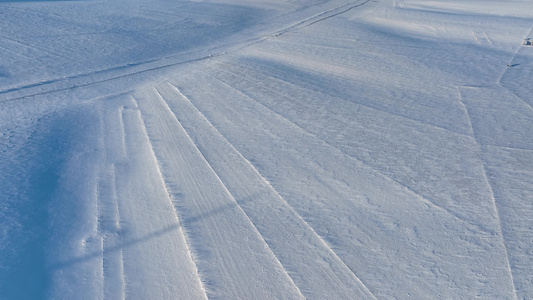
[
  {"x1": 1, "y1": 0, "x2": 533, "y2": 298},
  {"x1": 163, "y1": 62, "x2": 515, "y2": 298}
]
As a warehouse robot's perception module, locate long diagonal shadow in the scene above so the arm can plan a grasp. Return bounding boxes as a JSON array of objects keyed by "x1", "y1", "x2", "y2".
[
  {"x1": 49, "y1": 199, "x2": 244, "y2": 271},
  {"x1": 49, "y1": 224, "x2": 179, "y2": 271}
]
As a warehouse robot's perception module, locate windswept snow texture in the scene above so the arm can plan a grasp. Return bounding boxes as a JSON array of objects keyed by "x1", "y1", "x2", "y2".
[{"x1": 1, "y1": 0, "x2": 533, "y2": 298}]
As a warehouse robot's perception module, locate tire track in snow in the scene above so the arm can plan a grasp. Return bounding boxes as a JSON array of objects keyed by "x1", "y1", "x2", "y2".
[
  {"x1": 456, "y1": 87, "x2": 519, "y2": 300},
  {"x1": 161, "y1": 82, "x2": 376, "y2": 299},
  {"x1": 0, "y1": 0, "x2": 372, "y2": 103},
  {"x1": 78, "y1": 111, "x2": 106, "y2": 296},
  {"x1": 100, "y1": 104, "x2": 127, "y2": 300},
  {"x1": 150, "y1": 87, "x2": 305, "y2": 299},
  {"x1": 271, "y1": 0, "x2": 371, "y2": 37},
  {"x1": 54, "y1": 95, "x2": 209, "y2": 299},
  {"x1": 206, "y1": 69, "x2": 496, "y2": 236},
  {"x1": 98, "y1": 164, "x2": 125, "y2": 300},
  {"x1": 0, "y1": 40, "x2": 262, "y2": 103},
  {"x1": 169, "y1": 70, "x2": 513, "y2": 298},
  {"x1": 134, "y1": 88, "x2": 302, "y2": 299},
  {"x1": 129, "y1": 95, "x2": 209, "y2": 299},
  {"x1": 93, "y1": 177, "x2": 105, "y2": 299},
  {"x1": 301, "y1": 0, "x2": 371, "y2": 28},
  {"x1": 131, "y1": 96, "x2": 208, "y2": 299}
]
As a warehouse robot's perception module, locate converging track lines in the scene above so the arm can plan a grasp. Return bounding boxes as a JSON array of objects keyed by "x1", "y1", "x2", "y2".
[
  {"x1": 165, "y1": 82, "x2": 376, "y2": 298},
  {"x1": 134, "y1": 86, "x2": 306, "y2": 298},
  {"x1": 153, "y1": 86, "x2": 305, "y2": 299},
  {"x1": 158, "y1": 81, "x2": 377, "y2": 299},
  {"x1": 210, "y1": 68, "x2": 493, "y2": 234},
  {"x1": 208, "y1": 71, "x2": 496, "y2": 236},
  {"x1": 456, "y1": 87, "x2": 519, "y2": 300}
]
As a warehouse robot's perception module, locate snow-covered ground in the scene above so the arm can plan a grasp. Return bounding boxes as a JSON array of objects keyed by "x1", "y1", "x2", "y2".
[{"x1": 1, "y1": 0, "x2": 532, "y2": 298}]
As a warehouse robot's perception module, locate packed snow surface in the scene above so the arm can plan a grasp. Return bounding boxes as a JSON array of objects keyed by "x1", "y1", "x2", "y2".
[{"x1": 1, "y1": 0, "x2": 533, "y2": 298}]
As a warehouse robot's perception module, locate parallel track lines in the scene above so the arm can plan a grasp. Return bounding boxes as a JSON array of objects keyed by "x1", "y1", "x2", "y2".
[
  {"x1": 131, "y1": 95, "x2": 209, "y2": 299},
  {"x1": 164, "y1": 82, "x2": 377, "y2": 299},
  {"x1": 135, "y1": 87, "x2": 305, "y2": 298},
  {"x1": 272, "y1": 0, "x2": 370, "y2": 37},
  {"x1": 0, "y1": 0, "x2": 374, "y2": 104},
  {"x1": 150, "y1": 86, "x2": 305, "y2": 299}
]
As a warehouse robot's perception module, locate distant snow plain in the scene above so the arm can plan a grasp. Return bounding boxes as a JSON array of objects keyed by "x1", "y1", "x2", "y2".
[{"x1": 1, "y1": 0, "x2": 532, "y2": 299}]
